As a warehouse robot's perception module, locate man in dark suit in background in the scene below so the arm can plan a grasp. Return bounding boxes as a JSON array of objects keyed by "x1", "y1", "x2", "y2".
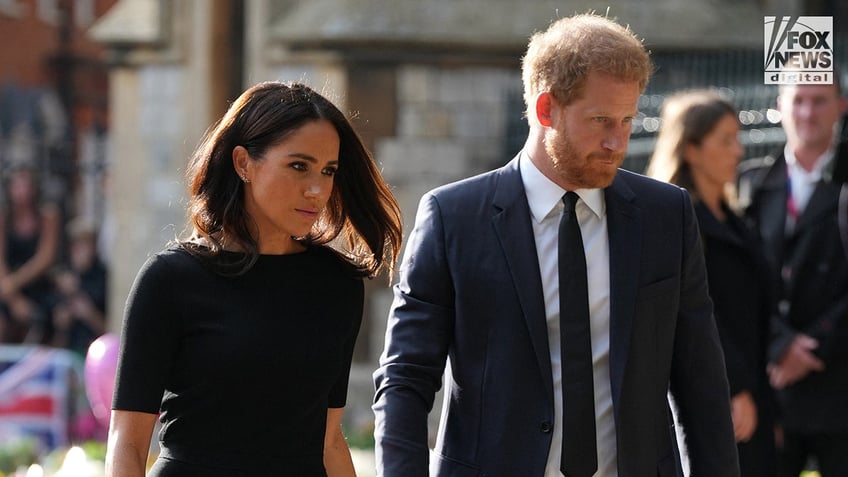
[
  {"x1": 739, "y1": 80, "x2": 848, "y2": 477},
  {"x1": 373, "y1": 13, "x2": 739, "y2": 477}
]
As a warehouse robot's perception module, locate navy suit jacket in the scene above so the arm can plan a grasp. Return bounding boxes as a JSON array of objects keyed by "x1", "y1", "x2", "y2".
[{"x1": 373, "y1": 157, "x2": 739, "y2": 476}]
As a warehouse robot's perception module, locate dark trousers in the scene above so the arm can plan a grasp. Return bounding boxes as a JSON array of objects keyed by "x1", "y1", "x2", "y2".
[
  {"x1": 737, "y1": 417, "x2": 776, "y2": 477},
  {"x1": 777, "y1": 430, "x2": 848, "y2": 477}
]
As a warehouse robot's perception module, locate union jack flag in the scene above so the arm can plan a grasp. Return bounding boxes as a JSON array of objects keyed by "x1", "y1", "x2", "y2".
[{"x1": 0, "y1": 345, "x2": 77, "y2": 450}]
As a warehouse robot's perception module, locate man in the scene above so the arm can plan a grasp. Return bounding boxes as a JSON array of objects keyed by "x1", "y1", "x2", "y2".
[
  {"x1": 738, "y1": 80, "x2": 848, "y2": 477},
  {"x1": 373, "y1": 13, "x2": 739, "y2": 477}
]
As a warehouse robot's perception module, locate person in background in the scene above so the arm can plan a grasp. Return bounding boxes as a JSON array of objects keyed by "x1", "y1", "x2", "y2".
[
  {"x1": 105, "y1": 81, "x2": 403, "y2": 477},
  {"x1": 646, "y1": 89, "x2": 776, "y2": 476},
  {"x1": 373, "y1": 13, "x2": 739, "y2": 477},
  {"x1": 738, "y1": 79, "x2": 848, "y2": 477},
  {"x1": 0, "y1": 165, "x2": 61, "y2": 344},
  {"x1": 49, "y1": 216, "x2": 108, "y2": 356}
]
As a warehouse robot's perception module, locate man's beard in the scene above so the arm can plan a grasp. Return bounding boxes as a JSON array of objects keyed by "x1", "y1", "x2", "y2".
[{"x1": 545, "y1": 127, "x2": 624, "y2": 189}]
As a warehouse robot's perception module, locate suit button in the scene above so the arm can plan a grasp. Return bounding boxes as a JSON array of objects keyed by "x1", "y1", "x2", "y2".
[{"x1": 540, "y1": 421, "x2": 552, "y2": 433}]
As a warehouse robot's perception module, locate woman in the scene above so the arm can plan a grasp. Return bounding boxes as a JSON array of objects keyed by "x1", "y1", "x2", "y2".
[
  {"x1": 49, "y1": 216, "x2": 107, "y2": 355},
  {"x1": 106, "y1": 82, "x2": 403, "y2": 476},
  {"x1": 646, "y1": 89, "x2": 776, "y2": 476},
  {"x1": 0, "y1": 166, "x2": 61, "y2": 343}
]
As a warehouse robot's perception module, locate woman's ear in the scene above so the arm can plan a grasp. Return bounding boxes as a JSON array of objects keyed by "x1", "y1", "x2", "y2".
[
  {"x1": 232, "y1": 146, "x2": 251, "y2": 182},
  {"x1": 534, "y1": 92, "x2": 556, "y2": 127}
]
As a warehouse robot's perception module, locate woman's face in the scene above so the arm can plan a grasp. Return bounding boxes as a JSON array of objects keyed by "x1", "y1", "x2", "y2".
[
  {"x1": 238, "y1": 119, "x2": 340, "y2": 254},
  {"x1": 8, "y1": 169, "x2": 36, "y2": 207},
  {"x1": 685, "y1": 113, "x2": 743, "y2": 187}
]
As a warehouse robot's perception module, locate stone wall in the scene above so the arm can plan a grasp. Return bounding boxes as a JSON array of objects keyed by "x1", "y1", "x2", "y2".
[{"x1": 345, "y1": 64, "x2": 524, "y2": 441}]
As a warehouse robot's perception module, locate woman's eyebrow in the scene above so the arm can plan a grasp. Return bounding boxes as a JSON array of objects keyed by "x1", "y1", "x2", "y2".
[{"x1": 286, "y1": 153, "x2": 339, "y2": 166}]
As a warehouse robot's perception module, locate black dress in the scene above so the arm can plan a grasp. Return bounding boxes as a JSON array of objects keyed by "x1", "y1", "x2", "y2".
[
  {"x1": 696, "y1": 201, "x2": 776, "y2": 477},
  {"x1": 1, "y1": 215, "x2": 55, "y2": 342},
  {"x1": 112, "y1": 245, "x2": 364, "y2": 476}
]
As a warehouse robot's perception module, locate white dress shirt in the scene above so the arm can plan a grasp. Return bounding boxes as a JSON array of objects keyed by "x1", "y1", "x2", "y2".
[
  {"x1": 784, "y1": 145, "x2": 835, "y2": 217},
  {"x1": 519, "y1": 153, "x2": 618, "y2": 477}
]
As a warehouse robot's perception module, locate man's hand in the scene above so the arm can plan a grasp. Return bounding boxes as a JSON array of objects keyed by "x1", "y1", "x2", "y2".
[{"x1": 768, "y1": 334, "x2": 824, "y2": 389}]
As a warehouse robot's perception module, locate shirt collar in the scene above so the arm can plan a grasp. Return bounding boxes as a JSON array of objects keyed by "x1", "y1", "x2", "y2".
[
  {"x1": 784, "y1": 145, "x2": 835, "y2": 181},
  {"x1": 519, "y1": 151, "x2": 606, "y2": 223}
]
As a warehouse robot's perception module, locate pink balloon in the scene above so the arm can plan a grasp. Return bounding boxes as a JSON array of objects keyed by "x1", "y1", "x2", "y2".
[{"x1": 84, "y1": 333, "x2": 120, "y2": 427}]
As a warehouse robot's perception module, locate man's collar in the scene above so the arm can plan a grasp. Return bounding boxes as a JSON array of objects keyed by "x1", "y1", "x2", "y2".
[
  {"x1": 784, "y1": 144, "x2": 835, "y2": 178},
  {"x1": 519, "y1": 151, "x2": 606, "y2": 223}
]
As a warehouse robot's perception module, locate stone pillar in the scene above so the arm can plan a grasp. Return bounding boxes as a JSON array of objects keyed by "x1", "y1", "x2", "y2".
[
  {"x1": 92, "y1": 0, "x2": 234, "y2": 332},
  {"x1": 243, "y1": 0, "x2": 271, "y2": 86},
  {"x1": 104, "y1": 68, "x2": 143, "y2": 333}
]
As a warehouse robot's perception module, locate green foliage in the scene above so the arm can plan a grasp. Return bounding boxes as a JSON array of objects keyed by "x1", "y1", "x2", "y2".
[
  {"x1": 79, "y1": 440, "x2": 108, "y2": 462},
  {"x1": 343, "y1": 422, "x2": 375, "y2": 449},
  {"x1": 0, "y1": 438, "x2": 38, "y2": 474}
]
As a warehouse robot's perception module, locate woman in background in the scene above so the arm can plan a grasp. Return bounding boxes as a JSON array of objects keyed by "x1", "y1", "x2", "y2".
[
  {"x1": 0, "y1": 165, "x2": 61, "y2": 344},
  {"x1": 49, "y1": 216, "x2": 107, "y2": 355},
  {"x1": 646, "y1": 89, "x2": 776, "y2": 476},
  {"x1": 106, "y1": 81, "x2": 403, "y2": 477}
]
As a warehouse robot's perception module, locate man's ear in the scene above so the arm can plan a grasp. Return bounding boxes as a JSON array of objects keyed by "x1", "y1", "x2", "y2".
[
  {"x1": 534, "y1": 92, "x2": 556, "y2": 127},
  {"x1": 232, "y1": 145, "x2": 250, "y2": 180}
]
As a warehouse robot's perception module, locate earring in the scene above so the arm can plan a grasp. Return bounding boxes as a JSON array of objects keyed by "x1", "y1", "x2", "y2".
[{"x1": 241, "y1": 175, "x2": 250, "y2": 184}]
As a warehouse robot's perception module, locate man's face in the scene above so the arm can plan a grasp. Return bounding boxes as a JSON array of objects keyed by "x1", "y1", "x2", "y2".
[
  {"x1": 778, "y1": 83, "x2": 846, "y2": 151},
  {"x1": 543, "y1": 71, "x2": 641, "y2": 190}
]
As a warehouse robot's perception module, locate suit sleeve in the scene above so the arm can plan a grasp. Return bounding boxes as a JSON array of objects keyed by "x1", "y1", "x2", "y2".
[
  {"x1": 805, "y1": 294, "x2": 848, "y2": 360},
  {"x1": 769, "y1": 293, "x2": 848, "y2": 363},
  {"x1": 669, "y1": 190, "x2": 741, "y2": 476},
  {"x1": 373, "y1": 192, "x2": 455, "y2": 477}
]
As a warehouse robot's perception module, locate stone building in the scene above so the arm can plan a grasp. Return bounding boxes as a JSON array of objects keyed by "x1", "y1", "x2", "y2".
[
  {"x1": 90, "y1": 0, "x2": 844, "y2": 439},
  {"x1": 0, "y1": 0, "x2": 117, "y2": 243}
]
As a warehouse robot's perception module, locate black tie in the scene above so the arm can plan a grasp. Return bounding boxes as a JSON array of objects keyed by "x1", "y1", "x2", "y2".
[{"x1": 559, "y1": 191, "x2": 598, "y2": 477}]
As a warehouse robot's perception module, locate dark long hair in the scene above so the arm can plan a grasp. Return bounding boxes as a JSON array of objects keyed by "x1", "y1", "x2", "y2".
[
  {"x1": 646, "y1": 89, "x2": 737, "y2": 204},
  {"x1": 182, "y1": 81, "x2": 402, "y2": 278}
]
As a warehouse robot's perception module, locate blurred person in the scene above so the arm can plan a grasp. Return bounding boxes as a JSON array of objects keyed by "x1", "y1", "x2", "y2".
[
  {"x1": 0, "y1": 165, "x2": 61, "y2": 343},
  {"x1": 49, "y1": 216, "x2": 107, "y2": 356},
  {"x1": 105, "y1": 81, "x2": 403, "y2": 477},
  {"x1": 738, "y1": 79, "x2": 848, "y2": 477},
  {"x1": 646, "y1": 90, "x2": 776, "y2": 476},
  {"x1": 373, "y1": 13, "x2": 739, "y2": 477}
]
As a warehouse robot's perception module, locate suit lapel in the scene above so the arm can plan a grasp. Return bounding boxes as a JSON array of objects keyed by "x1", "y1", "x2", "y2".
[
  {"x1": 604, "y1": 174, "x2": 641, "y2": 408},
  {"x1": 794, "y1": 180, "x2": 839, "y2": 233},
  {"x1": 491, "y1": 158, "x2": 553, "y2": 398},
  {"x1": 756, "y1": 156, "x2": 789, "y2": 261}
]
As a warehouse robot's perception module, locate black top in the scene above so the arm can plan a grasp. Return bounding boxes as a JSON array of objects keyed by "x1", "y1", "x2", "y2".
[
  {"x1": 696, "y1": 202, "x2": 772, "y2": 397},
  {"x1": 112, "y1": 245, "x2": 364, "y2": 476},
  {"x1": 63, "y1": 259, "x2": 108, "y2": 355},
  {"x1": 4, "y1": 216, "x2": 52, "y2": 303},
  {"x1": 695, "y1": 202, "x2": 776, "y2": 475}
]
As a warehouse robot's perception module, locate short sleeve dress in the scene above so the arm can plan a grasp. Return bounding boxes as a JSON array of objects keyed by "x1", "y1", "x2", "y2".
[{"x1": 112, "y1": 245, "x2": 364, "y2": 476}]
